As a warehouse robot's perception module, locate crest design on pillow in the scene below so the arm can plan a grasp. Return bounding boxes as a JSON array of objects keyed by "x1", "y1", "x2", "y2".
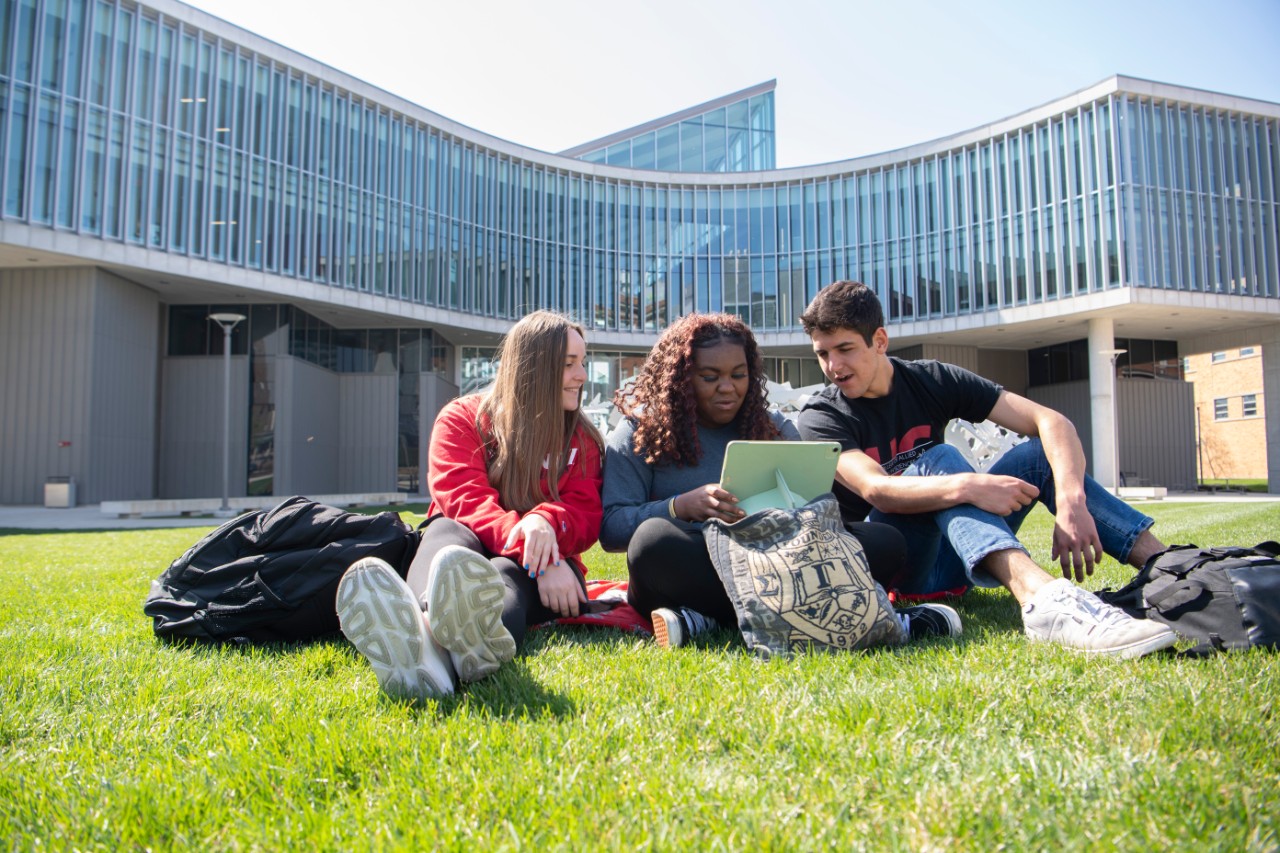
[{"x1": 704, "y1": 497, "x2": 904, "y2": 657}]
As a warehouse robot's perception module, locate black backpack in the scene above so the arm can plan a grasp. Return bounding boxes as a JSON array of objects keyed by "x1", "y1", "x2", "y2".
[
  {"x1": 143, "y1": 496, "x2": 419, "y2": 644},
  {"x1": 1097, "y1": 543, "x2": 1280, "y2": 655}
]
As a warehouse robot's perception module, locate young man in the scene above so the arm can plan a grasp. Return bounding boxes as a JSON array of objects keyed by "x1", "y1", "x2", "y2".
[{"x1": 796, "y1": 280, "x2": 1177, "y2": 658}]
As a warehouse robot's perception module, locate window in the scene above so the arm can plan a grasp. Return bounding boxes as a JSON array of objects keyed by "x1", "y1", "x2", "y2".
[
  {"x1": 1214, "y1": 398, "x2": 1229, "y2": 420},
  {"x1": 1243, "y1": 394, "x2": 1258, "y2": 418},
  {"x1": 1211, "y1": 351, "x2": 1227, "y2": 363},
  {"x1": 1240, "y1": 346, "x2": 1256, "y2": 357}
]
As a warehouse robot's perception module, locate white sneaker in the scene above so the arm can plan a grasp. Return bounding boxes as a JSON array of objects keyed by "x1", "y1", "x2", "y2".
[
  {"x1": 425, "y1": 546, "x2": 516, "y2": 682},
  {"x1": 897, "y1": 603, "x2": 963, "y2": 640},
  {"x1": 336, "y1": 557, "x2": 455, "y2": 701},
  {"x1": 651, "y1": 607, "x2": 720, "y2": 649},
  {"x1": 1022, "y1": 578, "x2": 1177, "y2": 659}
]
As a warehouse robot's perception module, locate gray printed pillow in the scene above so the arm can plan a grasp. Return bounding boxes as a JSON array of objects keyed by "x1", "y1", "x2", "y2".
[{"x1": 704, "y1": 495, "x2": 905, "y2": 659}]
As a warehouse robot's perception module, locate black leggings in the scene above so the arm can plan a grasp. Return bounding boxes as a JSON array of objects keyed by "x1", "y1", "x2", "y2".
[
  {"x1": 405, "y1": 516, "x2": 585, "y2": 648},
  {"x1": 625, "y1": 517, "x2": 908, "y2": 626}
]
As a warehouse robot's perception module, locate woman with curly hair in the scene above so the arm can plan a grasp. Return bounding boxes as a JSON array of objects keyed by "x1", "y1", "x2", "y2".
[{"x1": 600, "y1": 313, "x2": 911, "y2": 648}]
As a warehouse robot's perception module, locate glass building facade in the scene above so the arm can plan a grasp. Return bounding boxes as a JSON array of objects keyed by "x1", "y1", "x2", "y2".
[
  {"x1": 0, "y1": 0, "x2": 1278, "y2": 501},
  {"x1": 563, "y1": 84, "x2": 776, "y2": 173},
  {"x1": 1, "y1": 0, "x2": 1276, "y2": 342}
]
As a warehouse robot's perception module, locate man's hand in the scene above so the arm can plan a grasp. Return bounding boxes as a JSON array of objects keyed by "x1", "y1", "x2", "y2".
[
  {"x1": 964, "y1": 473, "x2": 1039, "y2": 515},
  {"x1": 1051, "y1": 497, "x2": 1105, "y2": 581},
  {"x1": 537, "y1": 561, "x2": 588, "y2": 618}
]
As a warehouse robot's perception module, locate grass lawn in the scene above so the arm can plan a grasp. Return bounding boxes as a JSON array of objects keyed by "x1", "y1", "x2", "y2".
[
  {"x1": 2, "y1": 502, "x2": 1278, "y2": 851},
  {"x1": 1197, "y1": 479, "x2": 1271, "y2": 494}
]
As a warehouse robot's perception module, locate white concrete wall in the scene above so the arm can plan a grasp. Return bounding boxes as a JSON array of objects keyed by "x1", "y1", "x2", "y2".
[
  {"x1": 272, "y1": 357, "x2": 341, "y2": 497},
  {"x1": 0, "y1": 268, "x2": 158, "y2": 504},
  {"x1": 159, "y1": 355, "x2": 249, "y2": 499},
  {"x1": 419, "y1": 373, "x2": 461, "y2": 500},
  {"x1": 1027, "y1": 379, "x2": 1196, "y2": 489},
  {"x1": 89, "y1": 271, "x2": 160, "y2": 500},
  {"x1": 338, "y1": 372, "x2": 398, "y2": 493}
]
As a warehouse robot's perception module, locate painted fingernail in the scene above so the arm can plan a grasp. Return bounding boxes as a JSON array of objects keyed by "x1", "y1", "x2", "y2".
[{"x1": 538, "y1": 569, "x2": 545, "y2": 577}]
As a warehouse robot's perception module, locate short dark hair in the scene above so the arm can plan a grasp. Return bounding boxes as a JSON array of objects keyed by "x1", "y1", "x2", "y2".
[{"x1": 799, "y1": 281, "x2": 883, "y2": 345}]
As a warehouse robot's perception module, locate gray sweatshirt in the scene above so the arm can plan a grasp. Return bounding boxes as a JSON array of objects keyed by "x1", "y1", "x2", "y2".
[{"x1": 599, "y1": 411, "x2": 799, "y2": 552}]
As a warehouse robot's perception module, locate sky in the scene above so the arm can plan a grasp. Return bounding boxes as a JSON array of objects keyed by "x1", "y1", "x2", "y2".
[{"x1": 185, "y1": 0, "x2": 1280, "y2": 168}]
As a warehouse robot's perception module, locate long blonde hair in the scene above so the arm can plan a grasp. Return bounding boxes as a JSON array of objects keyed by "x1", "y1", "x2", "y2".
[{"x1": 476, "y1": 311, "x2": 603, "y2": 512}]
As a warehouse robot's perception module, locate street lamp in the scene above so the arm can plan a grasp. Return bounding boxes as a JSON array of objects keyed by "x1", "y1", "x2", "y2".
[
  {"x1": 1099, "y1": 348, "x2": 1127, "y2": 496},
  {"x1": 209, "y1": 313, "x2": 246, "y2": 516}
]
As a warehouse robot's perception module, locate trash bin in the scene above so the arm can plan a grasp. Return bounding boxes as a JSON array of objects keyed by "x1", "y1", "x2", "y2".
[{"x1": 44, "y1": 476, "x2": 76, "y2": 508}]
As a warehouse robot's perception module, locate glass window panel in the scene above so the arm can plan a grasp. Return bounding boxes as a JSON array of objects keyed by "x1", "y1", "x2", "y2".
[
  {"x1": 704, "y1": 124, "x2": 726, "y2": 171},
  {"x1": 680, "y1": 120, "x2": 703, "y2": 171},
  {"x1": 605, "y1": 141, "x2": 629, "y2": 167},
  {"x1": 12, "y1": 0, "x2": 37, "y2": 83},
  {"x1": 5, "y1": 84, "x2": 29, "y2": 216},
  {"x1": 39, "y1": 0, "x2": 66, "y2": 90},
  {"x1": 655, "y1": 124, "x2": 678, "y2": 170},
  {"x1": 32, "y1": 92, "x2": 56, "y2": 223},
  {"x1": 631, "y1": 131, "x2": 656, "y2": 170},
  {"x1": 167, "y1": 305, "x2": 211, "y2": 356}
]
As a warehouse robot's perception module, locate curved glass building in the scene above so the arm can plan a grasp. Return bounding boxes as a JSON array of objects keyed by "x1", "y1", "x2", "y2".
[{"x1": 1, "y1": 0, "x2": 1278, "y2": 505}]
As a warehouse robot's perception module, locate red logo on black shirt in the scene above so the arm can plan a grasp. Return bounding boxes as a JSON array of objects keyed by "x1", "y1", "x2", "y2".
[{"x1": 864, "y1": 424, "x2": 932, "y2": 475}]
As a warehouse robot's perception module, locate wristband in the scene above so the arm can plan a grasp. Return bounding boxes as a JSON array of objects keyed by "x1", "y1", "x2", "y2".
[{"x1": 668, "y1": 496, "x2": 678, "y2": 520}]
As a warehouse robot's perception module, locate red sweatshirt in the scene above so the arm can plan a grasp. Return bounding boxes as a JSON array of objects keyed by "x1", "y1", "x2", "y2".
[{"x1": 425, "y1": 395, "x2": 603, "y2": 574}]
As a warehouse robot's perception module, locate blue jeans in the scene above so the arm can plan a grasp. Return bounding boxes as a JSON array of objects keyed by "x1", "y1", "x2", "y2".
[{"x1": 867, "y1": 439, "x2": 1155, "y2": 595}]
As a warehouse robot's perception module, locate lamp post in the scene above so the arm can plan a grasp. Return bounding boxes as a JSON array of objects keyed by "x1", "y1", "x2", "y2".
[
  {"x1": 209, "y1": 313, "x2": 246, "y2": 516},
  {"x1": 1099, "y1": 348, "x2": 1127, "y2": 496}
]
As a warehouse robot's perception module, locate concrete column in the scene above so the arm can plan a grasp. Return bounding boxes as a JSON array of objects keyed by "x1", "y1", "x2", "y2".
[
  {"x1": 1087, "y1": 317, "x2": 1120, "y2": 490},
  {"x1": 1263, "y1": 326, "x2": 1280, "y2": 494}
]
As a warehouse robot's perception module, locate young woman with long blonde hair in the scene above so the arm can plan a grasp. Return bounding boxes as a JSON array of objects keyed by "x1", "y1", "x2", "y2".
[{"x1": 337, "y1": 310, "x2": 604, "y2": 701}]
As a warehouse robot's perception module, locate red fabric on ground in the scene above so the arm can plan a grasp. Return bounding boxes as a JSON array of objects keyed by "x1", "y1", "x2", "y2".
[
  {"x1": 887, "y1": 585, "x2": 969, "y2": 604},
  {"x1": 531, "y1": 579, "x2": 654, "y2": 636}
]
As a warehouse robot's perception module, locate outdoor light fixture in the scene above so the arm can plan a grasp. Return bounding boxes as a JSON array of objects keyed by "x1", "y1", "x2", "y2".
[{"x1": 209, "y1": 313, "x2": 247, "y2": 516}]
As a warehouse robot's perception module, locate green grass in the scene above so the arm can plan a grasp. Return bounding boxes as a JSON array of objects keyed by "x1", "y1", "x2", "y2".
[
  {"x1": 1197, "y1": 478, "x2": 1270, "y2": 493},
  {"x1": 2, "y1": 503, "x2": 1279, "y2": 851}
]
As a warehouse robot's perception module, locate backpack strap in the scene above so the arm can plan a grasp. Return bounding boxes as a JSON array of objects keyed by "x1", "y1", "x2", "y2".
[{"x1": 1145, "y1": 580, "x2": 1210, "y2": 615}]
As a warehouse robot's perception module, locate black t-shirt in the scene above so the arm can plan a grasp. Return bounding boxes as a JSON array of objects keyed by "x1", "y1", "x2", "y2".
[{"x1": 797, "y1": 358, "x2": 1002, "y2": 521}]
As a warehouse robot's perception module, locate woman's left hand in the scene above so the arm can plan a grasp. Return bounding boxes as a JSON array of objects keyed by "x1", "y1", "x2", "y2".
[
  {"x1": 537, "y1": 562, "x2": 588, "y2": 618},
  {"x1": 503, "y1": 513, "x2": 561, "y2": 577}
]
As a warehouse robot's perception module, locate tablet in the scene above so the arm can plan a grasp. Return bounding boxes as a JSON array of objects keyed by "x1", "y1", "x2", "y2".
[{"x1": 719, "y1": 440, "x2": 841, "y2": 515}]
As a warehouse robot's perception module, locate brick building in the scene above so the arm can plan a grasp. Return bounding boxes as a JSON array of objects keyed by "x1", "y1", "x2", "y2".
[{"x1": 1186, "y1": 349, "x2": 1267, "y2": 481}]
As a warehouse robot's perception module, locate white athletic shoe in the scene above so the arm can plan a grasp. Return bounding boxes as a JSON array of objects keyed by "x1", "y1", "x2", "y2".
[
  {"x1": 1022, "y1": 578, "x2": 1178, "y2": 659},
  {"x1": 424, "y1": 546, "x2": 516, "y2": 682},
  {"x1": 336, "y1": 557, "x2": 455, "y2": 701}
]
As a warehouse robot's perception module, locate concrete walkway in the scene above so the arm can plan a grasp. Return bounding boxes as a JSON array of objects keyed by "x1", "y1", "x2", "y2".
[
  {"x1": 0, "y1": 492, "x2": 1275, "y2": 531},
  {"x1": 0, "y1": 499, "x2": 428, "y2": 531}
]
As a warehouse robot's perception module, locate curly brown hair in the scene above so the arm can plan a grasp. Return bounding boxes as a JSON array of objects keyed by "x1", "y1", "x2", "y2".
[{"x1": 614, "y1": 313, "x2": 780, "y2": 468}]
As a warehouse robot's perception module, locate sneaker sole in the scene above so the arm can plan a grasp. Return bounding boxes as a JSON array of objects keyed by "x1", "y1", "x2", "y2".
[
  {"x1": 336, "y1": 559, "x2": 453, "y2": 701},
  {"x1": 939, "y1": 605, "x2": 963, "y2": 636},
  {"x1": 1089, "y1": 626, "x2": 1180, "y2": 660},
  {"x1": 426, "y1": 547, "x2": 516, "y2": 682},
  {"x1": 1025, "y1": 623, "x2": 1180, "y2": 659},
  {"x1": 650, "y1": 609, "x2": 683, "y2": 649}
]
